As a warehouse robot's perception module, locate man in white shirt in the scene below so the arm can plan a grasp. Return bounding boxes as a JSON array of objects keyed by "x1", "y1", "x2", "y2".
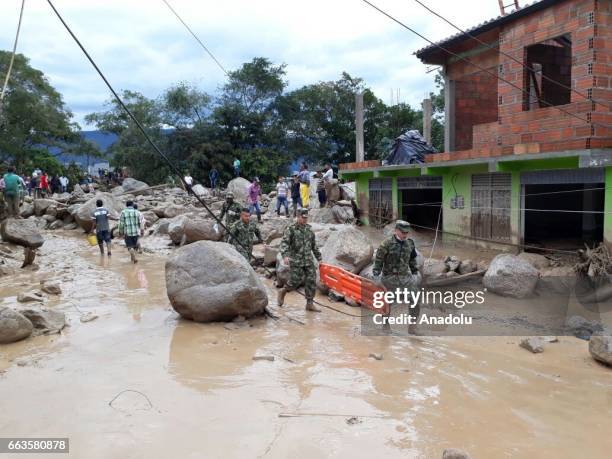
[
  {"x1": 275, "y1": 176, "x2": 289, "y2": 217},
  {"x1": 184, "y1": 171, "x2": 194, "y2": 189},
  {"x1": 322, "y1": 163, "x2": 335, "y2": 207}
]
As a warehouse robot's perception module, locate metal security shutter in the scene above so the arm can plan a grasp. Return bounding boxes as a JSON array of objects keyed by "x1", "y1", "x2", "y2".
[
  {"x1": 471, "y1": 173, "x2": 512, "y2": 240},
  {"x1": 369, "y1": 178, "x2": 393, "y2": 228},
  {"x1": 520, "y1": 168, "x2": 604, "y2": 185},
  {"x1": 397, "y1": 176, "x2": 442, "y2": 189}
]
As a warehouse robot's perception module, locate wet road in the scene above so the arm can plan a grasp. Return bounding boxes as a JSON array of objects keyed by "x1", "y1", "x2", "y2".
[{"x1": 0, "y1": 233, "x2": 611, "y2": 458}]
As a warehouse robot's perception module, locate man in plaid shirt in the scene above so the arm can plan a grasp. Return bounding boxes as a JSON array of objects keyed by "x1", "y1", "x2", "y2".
[{"x1": 118, "y1": 200, "x2": 142, "y2": 263}]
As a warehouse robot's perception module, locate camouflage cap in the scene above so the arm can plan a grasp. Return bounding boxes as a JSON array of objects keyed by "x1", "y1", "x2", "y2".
[
  {"x1": 226, "y1": 192, "x2": 234, "y2": 198},
  {"x1": 298, "y1": 208, "x2": 309, "y2": 217},
  {"x1": 395, "y1": 220, "x2": 411, "y2": 233}
]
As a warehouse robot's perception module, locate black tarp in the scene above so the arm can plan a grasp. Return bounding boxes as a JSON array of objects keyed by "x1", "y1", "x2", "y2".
[{"x1": 384, "y1": 130, "x2": 436, "y2": 165}]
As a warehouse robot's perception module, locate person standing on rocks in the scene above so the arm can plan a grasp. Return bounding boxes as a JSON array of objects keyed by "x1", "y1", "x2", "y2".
[
  {"x1": 209, "y1": 167, "x2": 219, "y2": 192},
  {"x1": 322, "y1": 163, "x2": 334, "y2": 207},
  {"x1": 183, "y1": 171, "x2": 193, "y2": 190},
  {"x1": 247, "y1": 177, "x2": 263, "y2": 223},
  {"x1": 298, "y1": 162, "x2": 310, "y2": 208},
  {"x1": 1, "y1": 166, "x2": 22, "y2": 218},
  {"x1": 91, "y1": 199, "x2": 112, "y2": 256},
  {"x1": 228, "y1": 207, "x2": 263, "y2": 261},
  {"x1": 291, "y1": 173, "x2": 301, "y2": 217},
  {"x1": 233, "y1": 158, "x2": 241, "y2": 177},
  {"x1": 40, "y1": 172, "x2": 50, "y2": 197},
  {"x1": 316, "y1": 170, "x2": 326, "y2": 207},
  {"x1": 275, "y1": 176, "x2": 289, "y2": 217},
  {"x1": 372, "y1": 220, "x2": 420, "y2": 334},
  {"x1": 118, "y1": 200, "x2": 142, "y2": 263},
  {"x1": 277, "y1": 209, "x2": 322, "y2": 312},
  {"x1": 219, "y1": 192, "x2": 242, "y2": 236}
]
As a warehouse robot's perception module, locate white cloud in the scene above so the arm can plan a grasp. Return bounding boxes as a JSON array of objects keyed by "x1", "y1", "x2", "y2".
[{"x1": 0, "y1": 0, "x2": 501, "y2": 127}]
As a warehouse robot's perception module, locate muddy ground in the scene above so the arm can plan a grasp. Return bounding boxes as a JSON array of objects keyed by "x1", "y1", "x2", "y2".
[{"x1": 1, "y1": 232, "x2": 611, "y2": 458}]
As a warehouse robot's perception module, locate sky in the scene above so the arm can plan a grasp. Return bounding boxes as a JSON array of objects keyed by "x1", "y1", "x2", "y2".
[{"x1": 0, "y1": 0, "x2": 503, "y2": 129}]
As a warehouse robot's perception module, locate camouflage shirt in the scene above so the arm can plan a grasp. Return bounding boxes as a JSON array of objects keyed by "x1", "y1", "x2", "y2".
[
  {"x1": 219, "y1": 201, "x2": 242, "y2": 227},
  {"x1": 372, "y1": 236, "x2": 418, "y2": 277},
  {"x1": 280, "y1": 222, "x2": 321, "y2": 267},
  {"x1": 228, "y1": 219, "x2": 262, "y2": 259}
]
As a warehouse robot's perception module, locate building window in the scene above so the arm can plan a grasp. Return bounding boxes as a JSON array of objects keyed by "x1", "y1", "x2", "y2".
[{"x1": 523, "y1": 34, "x2": 572, "y2": 111}]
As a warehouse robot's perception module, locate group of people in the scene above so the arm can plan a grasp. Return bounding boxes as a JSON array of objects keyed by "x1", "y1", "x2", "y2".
[{"x1": 91, "y1": 199, "x2": 144, "y2": 264}]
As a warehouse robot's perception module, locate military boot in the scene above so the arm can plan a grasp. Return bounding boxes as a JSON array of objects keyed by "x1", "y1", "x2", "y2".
[
  {"x1": 305, "y1": 300, "x2": 321, "y2": 312},
  {"x1": 277, "y1": 287, "x2": 288, "y2": 307}
]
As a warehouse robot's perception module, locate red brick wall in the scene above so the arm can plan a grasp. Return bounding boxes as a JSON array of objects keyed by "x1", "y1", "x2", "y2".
[{"x1": 431, "y1": 0, "x2": 611, "y2": 163}]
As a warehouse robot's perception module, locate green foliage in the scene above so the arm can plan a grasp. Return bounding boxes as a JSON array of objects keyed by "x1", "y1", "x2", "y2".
[
  {"x1": 86, "y1": 57, "x2": 446, "y2": 185},
  {"x1": 0, "y1": 51, "x2": 101, "y2": 170}
]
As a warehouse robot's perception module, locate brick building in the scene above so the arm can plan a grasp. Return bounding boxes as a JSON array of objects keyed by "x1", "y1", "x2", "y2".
[{"x1": 340, "y1": 0, "x2": 612, "y2": 249}]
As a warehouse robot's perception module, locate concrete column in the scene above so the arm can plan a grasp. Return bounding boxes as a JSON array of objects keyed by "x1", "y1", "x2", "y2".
[
  {"x1": 355, "y1": 92, "x2": 365, "y2": 162},
  {"x1": 444, "y1": 74, "x2": 455, "y2": 153},
  {"x1": 422, "y1": 98, "x2": 432, "y2": 145}
]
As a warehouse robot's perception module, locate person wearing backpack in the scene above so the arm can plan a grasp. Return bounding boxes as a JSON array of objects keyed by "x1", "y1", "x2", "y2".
[
  {"x1": 2, "y1": 166, "x2": 22, "y2": 218},
  {"x1": 298, "y1": 162, "x2": 310, "y2": 208}
]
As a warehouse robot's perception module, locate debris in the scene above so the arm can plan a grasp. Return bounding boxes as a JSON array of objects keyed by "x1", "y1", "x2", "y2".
[
  {"x1": 576, "y1": 243, "x2": 612, "y2": 279},
  {"x1": 369, "y1": 353, "x2": 383, "y2": 361},
  {"x1": 252, "y1": 355, "x2": 275, "y2": 361},
  {"x1": 17, "y1": 290, "x2": 44, "y2": 303},
  {"x1": 483, "y1": 254, "x2": 539, "y2": 298},
  {"x1": 589, "y1": 335, "x2": 612, "y2": 367},
  {"x1": 287, "y1": 316, "x2": 305, "y2": 326},
  {"x1": 20, "y1": 309, "x2": 66, "y2": 335},
  {"x1": 520, "y1": 337, "x2": 545, "y2": 354},
  {"x1": 0, "y1": 307, "x2": 33, "y2": 344},
  {"x1": 80, "y1": 313, "x2": 98, "y2": 323},
  {"x1": 565, "y1": 316, "x2": 605, "y2": 341},
  {"x1": 278, "y1": 412, "x2": 389, "y2": 419},
  {"x1": 442, "y1": 449, "x2": 472, "y2": 459},
  {"x1": 40, "y1": 281, "x2": 62, "y2": 295},
  {"x1": 346, "y1": 416, "x2": 362, "y2": 425}
]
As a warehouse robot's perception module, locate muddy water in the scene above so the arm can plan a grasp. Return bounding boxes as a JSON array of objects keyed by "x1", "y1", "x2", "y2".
[{"x1": 1, "y1": 233, "x2": 611, "y2": 458}]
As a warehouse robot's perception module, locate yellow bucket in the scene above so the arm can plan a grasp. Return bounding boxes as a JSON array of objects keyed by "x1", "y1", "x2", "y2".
[{"x1": 87, "y1": 234, "x2": 98, "y2": 246}]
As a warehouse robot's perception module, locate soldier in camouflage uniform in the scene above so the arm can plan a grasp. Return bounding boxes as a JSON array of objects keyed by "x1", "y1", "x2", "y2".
[
  {"x1": 372, "y1": 220, "x2": 420, "y2": 333},
  {"x1": 228, "y1": 208, "x2": 263, "y2": 261},
  {"x1": 277, "y1": 208, "x2": 322, "y2": 312},
  {"x1": 219, "y1": 192, "x2": 242, "y2": 240}
]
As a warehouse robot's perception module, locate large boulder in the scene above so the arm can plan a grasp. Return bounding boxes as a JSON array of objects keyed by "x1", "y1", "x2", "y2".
[
  {"x1": 121, "y1": 177, "x2": 148, "y2": 193},
  {"x1": 423, "y1": 258, "x2": 447, "y2": 277},
  {"x1": 19, "y1": 202, "x2": 34, "y2": 218},
  {"x1": 589, "y1": 335, "x2": 612, "y2": 366},
  {"x1": 33, "y1": 199, "x2": 57, "y2": 216},
  {"x1": 260, "y1": 218, "x2": 291, "y2": 243},
  {"x1": 73, "y1": 192, "x2": 125, "y2": 232},
  {"x1": 0, "y1": 218, "x2": 44, "y2": 248},
  {"x1": 483, "y1": 254, "x2": 539, "y2": 298},
  {"x1": 182, "y1": 218, "x2": 222, "y2": 243},
  {"x1": 517, "y1": 252, "x2": 550, "y2": 270},
  {"x1": 331, "y1": 205, "x2": 354, "y2": 223},
  {"x1": 163, "y1": 204, "x2": 187, "y2": 219},
  {"x1": 226, "y1": 177, "x2": 251, "y2": 205},
  {"x1": 191, "y1": 184, "x2": 211, "y2": 198},
  {"x1": 322, "y1": 226, "x2": 373, "y2": 274},
  {"x1": 308, "y1": 207, "x2": 336, "y2": 224},
  {"x1": 165, "y1": 241, "x2": 268, "y2": 322},
  {"x1": 0, "y1": 307, "x2": 33, "y2": 344},
  {"x1": 168, "y1": 215, "x2": 189, "y2": 244}
]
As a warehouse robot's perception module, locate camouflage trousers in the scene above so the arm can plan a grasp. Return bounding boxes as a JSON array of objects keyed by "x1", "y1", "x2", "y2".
[
  {"x1": 234, "y1": 246, "x2": 251, "y2": 261},
  {"x1": 382, "y1": 274, "x2": 420, "y2": 320},
  {"x1": 285, "y1": 262, "x2": 317, "y2": 300}
]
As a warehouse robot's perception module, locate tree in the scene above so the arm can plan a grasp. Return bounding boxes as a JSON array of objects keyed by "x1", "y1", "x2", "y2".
[
  {"x1": 85, "y1": 90, "x2": 170, "y2": 183},
  {"x1": 0, "y1": 51, "x2": 99, "y2": 170},
  {"x1": 161, "y1": 82, "x2": 211, "y2": 129}
]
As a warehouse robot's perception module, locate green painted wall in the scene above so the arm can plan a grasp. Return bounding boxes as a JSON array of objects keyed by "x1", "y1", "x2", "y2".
[
  {"x1": 605, "y1": 167, "x2": 612, "y2": 247},
  {"x1": 344, "y1": 155, "x2": 612, "y2": 249}
]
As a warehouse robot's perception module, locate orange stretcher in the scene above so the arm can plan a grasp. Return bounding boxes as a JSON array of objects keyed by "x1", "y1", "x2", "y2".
[{"x1": 319, "y1": 263, "x2": 389, "y2": 315}]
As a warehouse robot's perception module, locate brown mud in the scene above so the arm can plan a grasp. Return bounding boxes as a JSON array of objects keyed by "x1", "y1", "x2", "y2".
[{"x1": 1, "y1": 233, "x2": 611, "y2": 458}]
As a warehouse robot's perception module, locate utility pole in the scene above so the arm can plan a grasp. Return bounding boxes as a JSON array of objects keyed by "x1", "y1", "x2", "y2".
[
  {"x1": 355, "y1": 92, "x2": 365, "y2": 162},
  {"x1": 422, "y1": 98, "x2": 432, "y2": 145}
]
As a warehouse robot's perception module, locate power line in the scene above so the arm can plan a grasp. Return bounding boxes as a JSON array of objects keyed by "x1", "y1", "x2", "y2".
[
  {"x1": 160, "y1": 0, "x2": 228, "y2": 76},
  {"x1": 411, "y1": 0, "x2": 612, "y2": 111},
  {"x1": 0, "y1": 0, "x2": 26, "y2": 102},
  {"x1": 45, "y1": 0, "x2": 353, "y2": 318},
  {"x1": 359, "y1": 0, "x2": 608, "y2": 130}
]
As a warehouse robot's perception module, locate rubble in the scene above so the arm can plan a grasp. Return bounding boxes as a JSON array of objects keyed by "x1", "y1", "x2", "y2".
[
  {"x1": 0, "y1": 218, "x2": 44, "y2": 248},
  {"x1": 520, "y1": 337, "x2": 545, "y2": 354},
  {"x1": 483, "y1": 254, "x2": 539, "y2": 298},
  {"x1": 589, "y1": 335, "x2": 612, "y2": 367},
  {"x1": 321, "y1": 226, "x2": 373, "y2": 274},
  {"x1": 20, "y1": 308, "x2": 66, "y2": 335}
]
